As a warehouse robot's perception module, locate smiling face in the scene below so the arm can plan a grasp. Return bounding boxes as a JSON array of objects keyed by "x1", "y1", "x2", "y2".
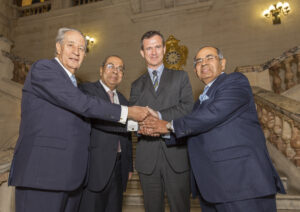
[
  {"x1": 140, "y1": 35, "x2": 166, "y2": 70},
  {"x1": 100, "y1": 56, "x2": 124, "y2": 91},
  {"x1": 56, "y1": 30, "x2": 86, "y2": 74},
  {"x1": 194, "y1": 47, "x2": 226, "y2": 85}
]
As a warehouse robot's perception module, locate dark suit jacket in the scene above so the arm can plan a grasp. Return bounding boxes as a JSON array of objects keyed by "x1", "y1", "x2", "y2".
[
  {"x1": 129, "y1": 68, "x2": 194, "y2": 174},
  {"x1": 79, "y1": 81, "x2": 133, "y2": 192},
  {"x1": 171, "y1": 72, "x2": 285, "y2": 203},
  {"x1": 9, "y1": 59, "x2": 121, "y2": 191}
]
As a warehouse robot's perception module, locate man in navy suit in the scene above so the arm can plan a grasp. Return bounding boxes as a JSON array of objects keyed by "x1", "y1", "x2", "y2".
[
  {"x1": 78, "y1": 55, "x2": 133, "y2": 212},
  {"x1": 8, "y1": 27, "x2": 149, "y2": 212},
  {"x1": 140, "y1": 46, "x2": 286, "y2": 212}
]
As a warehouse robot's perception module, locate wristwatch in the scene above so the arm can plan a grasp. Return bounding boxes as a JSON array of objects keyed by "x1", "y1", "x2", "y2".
[{"x1": 166, "y1": 122, "x2": 173, "y2": 131}]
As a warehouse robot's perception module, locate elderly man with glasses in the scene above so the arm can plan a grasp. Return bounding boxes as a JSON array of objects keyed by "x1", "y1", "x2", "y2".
[
  {"x1": 78, "y1": 55, "x2": 133, "y2": 212},
  {"x1": 140, "y1": 46, "x2": 286, "y2": 212}
]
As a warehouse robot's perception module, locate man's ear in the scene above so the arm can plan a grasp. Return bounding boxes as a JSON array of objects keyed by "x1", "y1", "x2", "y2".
[
  {"x1": 56, "y1": 42, "x2": 61, "y2": 55},
  {"x1": 140, "y1": 49, "x2": 145, "y2": 58},
  {"x1": 163, "y1": 46, "x2": 166, "y2": 54},
  {"x1": 99, "y1": 67, "x2": 103, "y2": 78},
  {"x1": 221, "y1": 58, "x2": 226, "y2": 71}
]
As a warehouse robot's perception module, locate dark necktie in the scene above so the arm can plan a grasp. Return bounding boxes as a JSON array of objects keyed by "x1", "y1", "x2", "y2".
[{"x1": 152, "y1": 70, "x2": 158, "y2": 91}]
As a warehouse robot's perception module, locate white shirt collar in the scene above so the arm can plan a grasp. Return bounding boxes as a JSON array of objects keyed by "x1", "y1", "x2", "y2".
[
  {"x1": 99, "y1": 80, "x2": 117, "y2": 94},
  {"x1": 55, "y1": 57, "x2": 73, "y2": 78}
]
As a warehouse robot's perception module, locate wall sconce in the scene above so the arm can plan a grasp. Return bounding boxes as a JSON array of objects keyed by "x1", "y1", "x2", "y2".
[
  {"x1": 85, "y1": 35, "x2": 95, "y2": 53},
  {"x1": 263, "y1": 2, "x2": 291, "y2": 24}
]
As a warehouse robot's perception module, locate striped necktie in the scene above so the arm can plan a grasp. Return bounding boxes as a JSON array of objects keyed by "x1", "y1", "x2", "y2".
[{"x1": 152, "y1": 70, "x2": 158, "y2": 91}]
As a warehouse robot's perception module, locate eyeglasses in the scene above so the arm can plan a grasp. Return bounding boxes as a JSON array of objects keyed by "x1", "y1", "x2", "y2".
[
  {"x1": 105, "y1": 63, "x2": 124, "y2": 73},
  {"x1": 193, "y1": 55, "x2": 219, "y2": 66}
]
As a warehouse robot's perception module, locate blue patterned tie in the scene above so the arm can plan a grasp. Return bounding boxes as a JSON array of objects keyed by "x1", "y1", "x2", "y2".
[
  {"x1": 70, "y1": 75, "x2": 77, "y2": 87},
  {"x1": 199, "y1": 85, "x2": 209, "y2": 103},
  {"x1": 152, "y1": 70, "x2": 158, "y2": 91}
]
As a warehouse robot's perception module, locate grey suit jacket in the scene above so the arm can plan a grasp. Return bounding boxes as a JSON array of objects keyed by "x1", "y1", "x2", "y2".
[{"x1": 129, "y1": 68, "x2": 194, "y2": 174}]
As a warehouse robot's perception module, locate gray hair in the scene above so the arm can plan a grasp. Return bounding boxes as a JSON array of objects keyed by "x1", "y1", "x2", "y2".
[{"x1": 55, "y1": 27, "x2": 87, "y2": 54}]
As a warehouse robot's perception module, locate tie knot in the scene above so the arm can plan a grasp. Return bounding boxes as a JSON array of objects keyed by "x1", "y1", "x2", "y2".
[
  {"x1": 152, "y1": 70, "x2": 157, "y2": 76},
  {"x1": 107, "y1": 90, "x2": 114, "y2": 103}
]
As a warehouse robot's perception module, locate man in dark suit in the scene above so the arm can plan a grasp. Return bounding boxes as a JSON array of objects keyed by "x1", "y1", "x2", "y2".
[
  {"x1": 139, "y1": 46, "x2": 286, "y2": 212},
  {"x1": 8, "y1": 27, "x2": 149, "y2": 212},
  {"x1": 129, "y1": 31, "x2": 194, "y2": 212},
  {"x1": 78, "y1": 55, "x2": 133, "y2": 212}
]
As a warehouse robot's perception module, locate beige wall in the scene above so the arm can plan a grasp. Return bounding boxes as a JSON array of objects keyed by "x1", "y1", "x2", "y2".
[
  {"x1": 0, "y1": 0, "x2": 14, "y2": 39},
  {"x1": 10, "y1": 0, "x2": 300, "y2": 98}
]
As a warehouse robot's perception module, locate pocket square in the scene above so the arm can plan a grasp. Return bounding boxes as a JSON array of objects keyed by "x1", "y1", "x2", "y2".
[{"x1": 199, "y1": 94, "x2": 209, "y2": 103}]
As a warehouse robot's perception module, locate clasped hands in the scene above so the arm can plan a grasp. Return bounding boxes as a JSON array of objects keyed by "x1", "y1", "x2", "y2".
[{"x1": 128, "y1": 106, "x2": 169, "y2": 136}]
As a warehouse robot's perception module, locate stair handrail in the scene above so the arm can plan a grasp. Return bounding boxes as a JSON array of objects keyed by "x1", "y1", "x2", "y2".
[{"x1": 235, "y1": 46, "x2": 300, "y2": 94}]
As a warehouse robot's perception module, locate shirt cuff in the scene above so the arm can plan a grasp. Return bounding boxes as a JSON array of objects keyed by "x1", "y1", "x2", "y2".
[
  {"x1": 119, "y1": 105, "x2": 128, "y2": 124},
  {"x1": 157, "y1": 111, "x2": 162, "y2": 120},
  {"x1": 170, "y1": 120, "x2": 175, "y2": 133}
]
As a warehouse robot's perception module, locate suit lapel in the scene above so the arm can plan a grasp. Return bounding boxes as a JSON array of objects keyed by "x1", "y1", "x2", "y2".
[
  {"x1": 156, "y1": 68, "x2": 168, "y2": 96},
  {"x1": 52, "y1": 59, "x2": 70, "y2": 82},
  {"x1": 95, "y1": 81, "x2": 111, "y2": 102},
  {"x1": 206, "y1": 73, "x2": 227, "y2": 97}
]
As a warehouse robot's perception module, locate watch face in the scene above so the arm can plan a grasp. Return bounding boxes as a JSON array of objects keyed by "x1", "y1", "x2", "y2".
[{"x1": 166, "y1": 51, "x2": 181, "y2": 64}]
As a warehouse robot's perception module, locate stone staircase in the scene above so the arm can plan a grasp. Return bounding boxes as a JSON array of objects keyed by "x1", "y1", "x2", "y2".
[{"x1": 123, "y1": 137, "x2": 300, "y2": 211}]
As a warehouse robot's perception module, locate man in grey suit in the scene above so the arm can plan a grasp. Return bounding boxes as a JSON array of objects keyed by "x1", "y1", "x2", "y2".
[{"x1": 129, "y1": 30, "x2": 194, "y2": 212}]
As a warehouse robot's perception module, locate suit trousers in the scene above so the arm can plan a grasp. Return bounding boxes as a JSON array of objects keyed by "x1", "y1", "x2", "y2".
[
  {"x1": 138, "y1": 142, "x2": 190, "y2": 212},
  {"x1": 15, "y1": 186, "x2": 83, "y2": 212},
  {"x1": 199, "y1": 194, "x2": 277, "y2": 212},
  {"x1": 79, "y1": 153, "x2": 123, "y2": 212}
]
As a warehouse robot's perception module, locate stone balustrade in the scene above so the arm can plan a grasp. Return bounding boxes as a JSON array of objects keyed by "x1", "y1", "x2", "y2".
[
  {"x1": 15, "y1": 0, "x2": 51, "y2": 17},
  {"x1": 2, "y1": 51, "x2": 33, "y2": 84},
  {"x1": 72, "y1": 0, "x2": 103, "y2": 6},
  {"x1": 236, "y1": 46, "x2": 300, "y2": 95},
  {"x1": 253, "y1": 86, "x2": 300, "y2": 167}
]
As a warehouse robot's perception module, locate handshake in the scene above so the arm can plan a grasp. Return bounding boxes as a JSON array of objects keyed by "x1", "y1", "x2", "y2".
[{"x1": 127, "y1": 106, "x2": 170, "y2": 136}]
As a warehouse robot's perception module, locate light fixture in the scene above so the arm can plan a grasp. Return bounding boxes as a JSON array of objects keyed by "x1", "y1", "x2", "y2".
[
  {"x1": 85, "y1": 35, "x2": 95, "y2": 52},
  {"x1": 263, "y1": 1, "x2": 290, "y2": 24}
]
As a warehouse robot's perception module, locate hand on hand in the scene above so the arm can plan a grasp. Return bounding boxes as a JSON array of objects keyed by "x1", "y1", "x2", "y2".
[
  {"x1": 139, "y1": 115, "x2": 169, "y2": 136},
  {"x1": 128, "y1": 106, "x2": 150, "y2": 122}
]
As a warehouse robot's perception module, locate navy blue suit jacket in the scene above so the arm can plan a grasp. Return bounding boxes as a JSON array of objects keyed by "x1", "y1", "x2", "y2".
[
  {"x1": 9, "y1": 59, "x2": 121, "y2": 191},
  {"x1": 171, "y1": 72, "x2": 285, "y2": 203},
  {"x1": 79, "y1": 81, "x2": 133, "y2": 192}
]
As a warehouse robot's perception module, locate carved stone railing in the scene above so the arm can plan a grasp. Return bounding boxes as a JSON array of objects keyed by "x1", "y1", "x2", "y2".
[
  {"x1": 72, "y1": 0, "x2": 103, "y2": 6},
  {"x1": 2, "y1": 51, "x2": 33, "y2": 84},
  {"x1": 15, "y1": 0, "x2": 51, "y2": 17},
  {"x1": 253, "y1": 87, "x2": 300, "y2": 167},
  {"x1": 236, "y1": 46, "x2": 300, "y2": 95}
]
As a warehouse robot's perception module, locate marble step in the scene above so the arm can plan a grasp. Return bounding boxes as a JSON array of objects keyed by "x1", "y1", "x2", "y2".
[{"x1": 124, "y1": 188, "x2": 300, "y2": 210}]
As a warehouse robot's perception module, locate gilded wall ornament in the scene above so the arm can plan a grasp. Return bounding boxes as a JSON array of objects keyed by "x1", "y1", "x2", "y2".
[{"x1": 163, "y1": 35, "x2": 188, "y2": 70}]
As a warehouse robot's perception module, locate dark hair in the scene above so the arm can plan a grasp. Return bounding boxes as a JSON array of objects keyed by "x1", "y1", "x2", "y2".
[
  {"x1": 196, "y1": 46, "x2": 224, "y2": 59},
  {"x1": 101, "y1": 55, "x2": 125, "y2": 70},
  {"x1": 140, "y1": 31, "x2": 165, "y2": 50}
]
